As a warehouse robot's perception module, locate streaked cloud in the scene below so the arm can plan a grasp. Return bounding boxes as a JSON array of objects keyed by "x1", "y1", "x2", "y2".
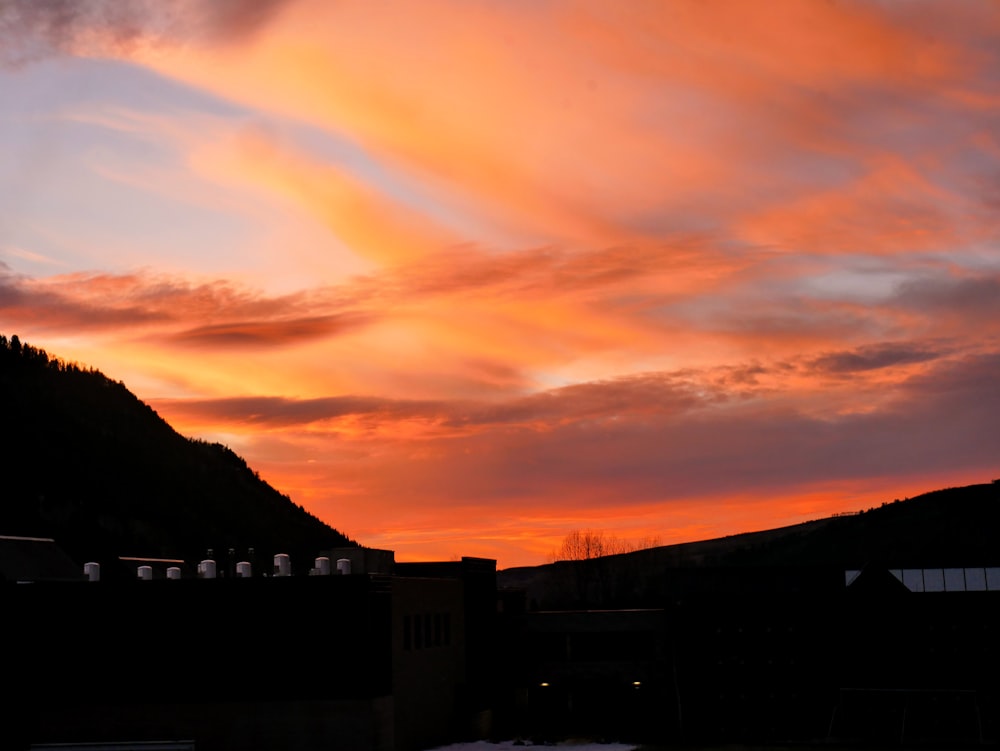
[
  {"x1": 808, "y1": 341, "x2": 947, "y2": 375},
  {"x1": 153, "y1": 349, "x2": 1000, "y2": 561},
  {"x1": 2, "y1": 0, "x2": 998, "y2": 565},
  {"x1": 167, "y1": 314, "x2": 371, "y2": 349}
]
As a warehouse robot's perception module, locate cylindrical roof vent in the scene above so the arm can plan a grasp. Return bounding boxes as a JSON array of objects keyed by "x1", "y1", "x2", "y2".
[
  {"x1": 315, "y1": 556, "x2": 331, "y2": 576},
  {"x1": 274, "y1": 553, "x2": 291, "y2": 577},
  {"x1": 137, "y1": 565, "x2": 153, "y2": 581},
  {"x1": 166, "y1": 566, "x2": 181, "y2": 580},
  {"x1": 84, "y1": 562, "x2": 100, "y2": 582},
  {"x1": 199, "y1": 559, "x2": 217, "y2": 579},
  {"x1": 236, "y1": 561, "x2": 252, "y2": 578},
  {"x1": 336, "y1": 558, "x2": 351, "y2": 575}
]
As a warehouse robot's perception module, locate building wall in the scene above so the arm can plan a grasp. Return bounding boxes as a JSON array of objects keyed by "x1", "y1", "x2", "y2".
[
  {"x1": 502, "y1": 609, "x2": 667, "y2": 742},
  {"x1": 4, "y1": 575, "x2": 395, "y2": 750},
  {"x1": 395, "y1": 557, "x2": 500, "y2": 734},
  {"x1": 391, "y1": 576, "x2": 466, "y2": 751},
  {"x1": 497, "y1": 569, "x2": 1000, "y2": 746},
  {"x1": 3, "y1": 555, "x2": 500, "y2": 751}
]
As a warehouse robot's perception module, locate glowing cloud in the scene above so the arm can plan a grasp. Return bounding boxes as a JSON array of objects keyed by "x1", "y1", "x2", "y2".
[{"x1": 1, "y1": 0, "x2": 998, "y2": 566}]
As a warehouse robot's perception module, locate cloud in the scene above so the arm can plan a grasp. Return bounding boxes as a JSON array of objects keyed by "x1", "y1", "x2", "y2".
[
  {"x1": 0, "y1": 0, "x2": 295, "y2": 66},
  {"x1": 5, "y1": 1, "x2": 1000, "y2": 565},
  {"x1": 175, "y1": 348, "x2": 1000, "y2": 566},
  {"x1": 808, "y1": 341, "x2": 946, "y2": 374},
  {"x1": 167, "y1": 313, "x2": 372, "y2": 349},
  {"x1": 347, "y1": 351, "x2": 1000, "y2": 506},
  {"x1": 161, "y1": 371, "x2": 707, "y2": 431},
  {"x1": 0, "y1": 269, "x2": 369, "y2": 348},
  {"x1": 106, "y1": 0, "x2": 1000, "y2": 260},
  {"x1": 162, "y1": 395, "x2": 402, "y2": 426},
  {"x1": 0, "y1": 269, "x2": 171, "y2": 329},
  {"x1": 894, "y1": 274, "x2": 1000, "y2": 317},
  {"x1": 194, "y1": 126, "x2": 455, "y2": 265}
]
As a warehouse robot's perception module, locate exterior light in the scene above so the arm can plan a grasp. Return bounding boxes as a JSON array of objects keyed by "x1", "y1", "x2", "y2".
[{"x1": 539, "y1": 682, "x2": 550, "y2": 687}]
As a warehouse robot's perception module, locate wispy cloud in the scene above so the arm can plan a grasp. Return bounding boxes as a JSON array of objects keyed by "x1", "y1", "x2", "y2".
[
  {"x1": 808, "y1": 341, "x2": 947, "y2": 375},
  {"x1": 168, "y1": 314, "x2": 371, "y2": 349},
  {"x1": 153, "y1": 349, "x2": 1000, "y2": 561},
  {"x1": 3, "y1": 0, "x2": 999, "y2": 565}
]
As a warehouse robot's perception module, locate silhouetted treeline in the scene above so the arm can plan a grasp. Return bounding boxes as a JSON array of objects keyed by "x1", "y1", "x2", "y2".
[
  {"x1": 0, "y1": 334, "x2": 354, "y2": 576},
  {"x1": 501, "y1": 481, "x2": 1000, "y2": 609}
]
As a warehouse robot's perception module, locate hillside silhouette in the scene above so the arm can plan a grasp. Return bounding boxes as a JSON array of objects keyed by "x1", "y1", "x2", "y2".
[
  {"x1": 0, "y1": 334, "x2": 353, "y2": 576},
  {"x1": 501, "y1": 481, "x2": 1000, "y2": 608}
]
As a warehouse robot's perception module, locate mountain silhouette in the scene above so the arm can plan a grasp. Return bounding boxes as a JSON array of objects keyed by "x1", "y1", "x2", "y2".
[
  {"x1": 501, "y1": 481, "x2": 1000, "y2": 608},
  {"x1": 0, "y1": 334, "x2": 353, "y2": 577}
]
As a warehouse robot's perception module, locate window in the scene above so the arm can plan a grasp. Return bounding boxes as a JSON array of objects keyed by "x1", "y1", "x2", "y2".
[{"x1": 405, "y1": 611, "x2": 453, "y2": 650}]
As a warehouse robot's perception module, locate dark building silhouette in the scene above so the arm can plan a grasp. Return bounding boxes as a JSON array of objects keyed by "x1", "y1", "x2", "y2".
[
  {"x1": 498, "y1": 564, "x2": 1000, "y2": 746},
  {"x1": 3, "y1": 540, "x2": 496, "y2": 751},
  {"x1": 4, "y1": 535, "x2": 1000, "y2": 749}
]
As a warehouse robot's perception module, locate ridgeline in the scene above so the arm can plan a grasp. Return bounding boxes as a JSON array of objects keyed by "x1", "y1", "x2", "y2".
[
  {"x1": 0, "y1": 334, "x2": 354, "y2": 577},
  {"x1": 500, "y1": 482, "x2": 1000, "y2": 609}
]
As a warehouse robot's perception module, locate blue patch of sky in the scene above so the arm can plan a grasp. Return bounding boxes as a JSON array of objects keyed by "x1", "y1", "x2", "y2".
[
  {"x1": 799, "y1": 266, "x2": 918, "y2": 303},
  {"x1": 0, "y1": 130, "x2": 247, "y2": 276},
  {"x1": 1, "y1": 59, "x2": 255, "y2": 269},
  {"x1": 754, "y1": 252, "x2": 931, "y2": 304},
  {"x1": 0, "y1": 55, "x2": 498, "y2": 278},
  {"x1": 0, "y1": 57, "x2": 248, "y2": 118},
  {"x1": 0, "y1": 150, "x2": 259, "y2": 275},
  {"x1": 633, "y1": 251, "x2": 922, "y2": 328}
]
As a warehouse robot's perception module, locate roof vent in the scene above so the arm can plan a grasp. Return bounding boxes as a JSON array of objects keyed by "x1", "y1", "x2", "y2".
[
  {"x1": 167, "y1": 566, "x2": 182, "y2": 580},
  {"x1": 236, "y1": 561, "x2": 252, "y2": 578},
  {"x1": 137, "y1": 565, "x2": 153, "y2": 581},
  {"x1": 198, "y1": 559, "x2": 217, "y2": 579},
  {"x1": 274, "y1": 553, "x2": 291, "y2": 577},
  {"x1": 336, "y1": 558, "x2": 351, "y2": 575},
  {"x1": 84, "y1": 562, "x2": 100, "y2": 582}
]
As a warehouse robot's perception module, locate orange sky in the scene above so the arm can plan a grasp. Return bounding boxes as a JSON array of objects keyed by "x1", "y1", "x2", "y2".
[{"x1": 2, "y1": 0, "x2": 999, "y2": 567}]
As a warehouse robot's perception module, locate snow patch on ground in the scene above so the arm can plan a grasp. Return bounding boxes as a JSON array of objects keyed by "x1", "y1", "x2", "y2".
[{"x1": 427, "y1": 742, "x2": 638, "y2": 751}]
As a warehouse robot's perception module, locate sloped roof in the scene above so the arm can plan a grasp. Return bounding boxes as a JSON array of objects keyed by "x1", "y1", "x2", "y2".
[{"x1": 0, "y1": 535, "x2": 83, "y2": 582}]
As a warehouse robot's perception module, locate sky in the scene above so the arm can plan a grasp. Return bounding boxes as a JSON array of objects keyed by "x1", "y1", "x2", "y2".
[{"x1": 1, "y1": 0, "x2": 999, "y2": 568}]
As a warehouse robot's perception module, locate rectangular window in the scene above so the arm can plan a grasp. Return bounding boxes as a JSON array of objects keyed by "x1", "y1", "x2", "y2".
[
  {"x1": 414, "y1": 613, "x2": 423, "y2": 649},
  {"x1": 902, "y1": 569, "x2": 924, "y2": 592},
  {"x1": 403, "y1": 615, "x2": 411, "y2": 650},
  {"x1": 443, "y1": 612, "x2": 451, "y2": 646},
  {"x1": 434, "y1": 613, "x2": 442, "y2": 646},
  {"x1": 424, "y1": 613, "x2": 433, "y2": 647},
  {"x1": 966, "y1": 567, "x2": 987, "y2": 591},
  {"x1": 986, "y1": 568, "x2": 1000, "y2": 591},
  {"x1": 924, "y1": 568, "x2": 945, "y2": 592},
  {"x1": 944, "y1": 568, "x2": 966, "y2": 592}
]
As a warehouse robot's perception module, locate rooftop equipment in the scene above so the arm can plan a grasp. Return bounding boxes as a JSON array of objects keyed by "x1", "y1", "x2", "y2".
[
  {"x1": 167, "y1": 566, "x2": 182, "y2": 580},
  {"x1": 198, "y1": 559, "x2": 217, "y2": 579},
  {"x1": 236, "y1": 561, "x2": 252, "y2": 578},
  {"x1": 137, "y1": 565, "x2": 153, "y2": 581},
  {"x1": 274, "y1": 553, "x2": 291, "y2": 577},
  {"x1": 336, "y1": 558, "x2": 351, "y2": 575},
  {"x1": 84, "y1": 562, "x2": 100, "y2": 582}
]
